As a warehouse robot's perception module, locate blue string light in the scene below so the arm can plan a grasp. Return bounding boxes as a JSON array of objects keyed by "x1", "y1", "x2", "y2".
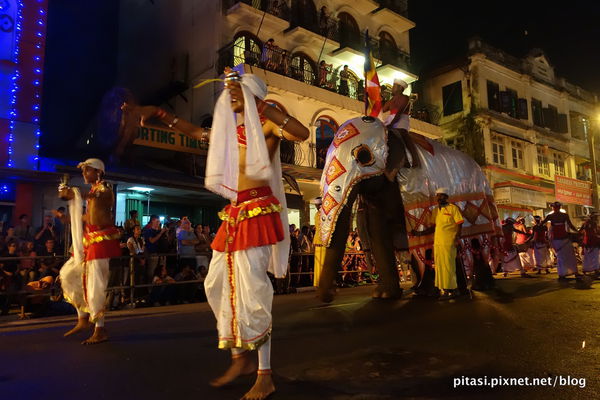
[{"x1": 7, "y1": 0, "x2": 25, "y2": 168}]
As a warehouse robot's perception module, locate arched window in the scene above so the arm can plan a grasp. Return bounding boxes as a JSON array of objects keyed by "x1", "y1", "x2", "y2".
[
  {"x1": 232, "y1": 32, "x2": 262, "y2": 67},
  {"x1": 290, "y1": 52, "x2": 316, "y2": 85},
  {"x1": 315, "y1": 116, "x2": 338, "y2": 168},
  {"x1": 338, "y1": 12, "x2": 360, "y2": 49},
  {"x1": 290, "y1": 0, "x2": 318, "y2": 32},
  {"x1": 379, "y1": 31, "x2": 397, "y2": 65}
]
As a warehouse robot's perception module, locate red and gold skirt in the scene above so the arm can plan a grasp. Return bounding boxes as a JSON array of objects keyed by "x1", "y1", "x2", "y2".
[
  {"x1": 212, "y1": 186, "x2": 284, "y2": 253},
  {"x1": 84, "y1": 225, "x2": 122, "y2": 261}
]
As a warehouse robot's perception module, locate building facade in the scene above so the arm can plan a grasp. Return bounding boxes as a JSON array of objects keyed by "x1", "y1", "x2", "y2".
[
  {"x1": 420, "y1": 38, "x2": 599, "y2": 222},
  {"x1": 117, "y1": 0, "x2": 441, "y2": 228}
]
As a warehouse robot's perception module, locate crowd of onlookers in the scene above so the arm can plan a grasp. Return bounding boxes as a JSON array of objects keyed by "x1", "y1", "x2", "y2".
[{"x1": 0, "y1": 208, "x2": 380, "y2": 318}]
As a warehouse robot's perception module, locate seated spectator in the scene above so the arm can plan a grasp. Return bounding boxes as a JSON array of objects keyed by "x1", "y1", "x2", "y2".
[
  {"x1": 19, "y1": 240, "x2": 37, "y2": 285},
  {"x1": 175, "y1": 264, "x2": 198, "y2": 304},
  {"x1": 150, "y1": 265, "x2": 176, "y2": 306},
  {"x1": 14, "y1": 214, "x2": 34, "y2": 243},
  {"x1": 37, "y1": 238, "x2": 62, "y2": 277},
  {"x1": 1, "y1": 240, "x2": 20, "y2": 315},
  {"x1": 4, "y1": 226, "x2": 17, "y2": 244},
  {"x1": 34, "y1": 215, "x2": 56, "y2": 253}
]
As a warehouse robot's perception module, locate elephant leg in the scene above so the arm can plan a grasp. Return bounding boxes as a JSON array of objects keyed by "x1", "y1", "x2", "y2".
[
  {"x1": 356, "y1": 198, "x2": 376, "y2": 277},
  {"x1": 365, "y1": 192, "x2": 402, "y2": 299},
  {"x1": 317, "y1": 191, "x2": 356, "y2": 303}
]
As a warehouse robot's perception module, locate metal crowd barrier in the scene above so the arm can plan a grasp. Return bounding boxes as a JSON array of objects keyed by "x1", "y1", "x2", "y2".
[{"x1": 0, "y1": 250, "x2": 375, "y2": 314}]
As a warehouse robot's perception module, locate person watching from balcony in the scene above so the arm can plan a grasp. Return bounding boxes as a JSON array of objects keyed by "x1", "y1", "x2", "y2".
[
  {"x1": 261, "y1": 38, "x2": 277, "y2": 71},
  {"x1": 338, "y1": 65, "x2": 350, "y2": 96},
  {"x1": 319, "y1": 6, "x2": 329, "y2": 36},
  {"x1": 318, "y1": 60, "x2": 333, "y2": 89}
]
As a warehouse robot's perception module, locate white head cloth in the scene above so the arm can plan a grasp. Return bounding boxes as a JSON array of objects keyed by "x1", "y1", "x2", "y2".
[{"x1": 206, "y1": 73, "x2": 290, "y2": 278}]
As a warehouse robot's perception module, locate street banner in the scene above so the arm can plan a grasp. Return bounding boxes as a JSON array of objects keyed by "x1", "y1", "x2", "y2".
[
  {"x1": 132, "y1": 123, "x2": 208, "y2": 155},
  {"x1": 555, "y1": 175, "x2": 592, "y2": 206},
  {"x1": 0, "y1": 0, "x2": 18, "y2": 62}
]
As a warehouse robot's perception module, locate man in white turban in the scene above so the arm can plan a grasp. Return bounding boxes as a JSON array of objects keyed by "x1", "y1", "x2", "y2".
[
  {"x1": 381, "y1": 78, "x2": 410, "y2": 130},
  {"x1": 203, "y1": 68, "x2": 309, "y2": 400},
  {"x1": 120, "y1": 68, "x2": 309, "y2": 399},
  {"x1": 411, "y1": 187, "x2": 464, "y2": 299},
  {"x1": 58, "y1": 158, "x2": 121, "y2": 344}
]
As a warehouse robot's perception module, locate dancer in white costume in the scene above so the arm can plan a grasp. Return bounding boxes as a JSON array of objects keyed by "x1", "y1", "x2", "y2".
[
  {"x1": 531, "y1": 215, "x2": 552, "y2": 274},
  {"x1": 59, "y1": 159, "x2": 121, "y2": 345},
  {"x1": 579, "y1": 212, "x2": 600, "y2": 276},
  {"x1": 542, "y1": 202, "x2": 580, "y2": 280},
  {"x1": 203, "y1": 69, "x2": 308, "y2": 400}
]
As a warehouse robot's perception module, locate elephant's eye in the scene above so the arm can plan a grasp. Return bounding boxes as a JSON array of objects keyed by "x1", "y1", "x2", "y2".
[{"x1": 352, "y1": 144, "x2": 375, "y2": 167}]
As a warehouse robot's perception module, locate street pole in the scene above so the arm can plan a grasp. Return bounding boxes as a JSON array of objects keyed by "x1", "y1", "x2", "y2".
[{"x1": 587, "y1": 120, "x2": 599, "y2": 210}]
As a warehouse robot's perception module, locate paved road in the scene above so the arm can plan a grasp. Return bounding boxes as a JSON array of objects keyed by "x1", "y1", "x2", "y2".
[{"x1": 1, "y1": 273, "x2": 599, "y2": 400}]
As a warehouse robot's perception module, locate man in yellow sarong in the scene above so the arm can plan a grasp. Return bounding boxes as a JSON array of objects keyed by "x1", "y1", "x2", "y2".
[
  {"x1": 311, "y1": 197, "x2": 325, "y2": 287},
  {"x1": 412, "y1": 187, "x2": 464, "y2": 299}
]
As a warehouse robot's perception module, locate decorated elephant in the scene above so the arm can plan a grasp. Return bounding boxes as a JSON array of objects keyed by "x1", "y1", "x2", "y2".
[{"x1": 317, "y1": 116, "x2": 499, "y2": 302}]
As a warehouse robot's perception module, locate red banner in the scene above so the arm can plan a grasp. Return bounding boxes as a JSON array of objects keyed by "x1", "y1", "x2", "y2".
[{"x1": 555, "y1": 175, "x2": 592, "y2": 206}]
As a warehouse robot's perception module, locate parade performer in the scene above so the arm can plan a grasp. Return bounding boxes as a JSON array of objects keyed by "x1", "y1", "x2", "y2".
[
  {"x1": 58, "y1": 158, "x2": 121, "y2": 345},
  {"x1": 531, "y1": 215, "x2": 552, "y2": 274},
  {"x1": 203, "y1": 69, "x2": 308, "y2": 400},
  {"x1": 514, "y1": 216, "x2": 534, "y2": 271},
  {"x1": 542, "y1": 201, "x2": 580, "y2": 280},
  {"x1": 579, "y1": 212, "x2": 600, "y2": 277},
  {"x1": 411, "y1": 188, "x2": 464, "y2": 299},
  {"x1": 500, "y1": 218, "x2": 530, "y2": 277},
  {"x1": 311, "y1": 197, "x2": 325, "y2": 287}
]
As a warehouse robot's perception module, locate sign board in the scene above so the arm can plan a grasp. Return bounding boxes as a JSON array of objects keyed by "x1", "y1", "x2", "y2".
[
  {"x1": 0, "y1": 0, "x2": 18, "y2": 61},
  {"x1": 555, "y1": 175, "x2": 592, "y2": 206},
  {"x1": 493, "y1": 186, "x2": 547, "y2": 208},
  {"x1": 132, "y1": 124, "x2": 208, "y2": 155}
]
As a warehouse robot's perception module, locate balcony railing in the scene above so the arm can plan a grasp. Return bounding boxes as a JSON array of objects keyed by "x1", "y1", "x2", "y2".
[
  {"x1": 375, "y1": 0, "x2": 409, "y2": 17},
  {"x1": 218, "y1": 41, "x2": 365, "y2": 101},
  {"x1": 223, "y1": 0, "x2": 291, "y2": 21},
  {"x1": 280, "y1": 140, "x2": 316, "y2": 167}
]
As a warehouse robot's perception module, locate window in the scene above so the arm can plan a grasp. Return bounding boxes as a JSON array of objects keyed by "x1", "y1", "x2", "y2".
[
  {"x1": 442, "y1": 81, "x2": 463, "y2": 116},
  {"x1": 338, "y1": 12, "x2": 360, "y2": 49},
  {"x1": 553, "y1": 152, "x2": 566, "y2": 176},
  {"x1": 576, "y1": 163, "x2": 591, "y2": 181},
  {"x1": 537, "y1": 147, "x2": 550, "y2": 176},
  {"x1": 487, "y1": 81, "x2": 500, "y2": 112},
  {"x1": 491, "y1": 135, "x2": 505, "y2": 166},
  {"x1": 290, "y1": 52, "x2": 316, "y2": 85},
  {"x1": 511, "y1": 141, "x2": 524, "y2": 169},
  {"x1": 232, "y1": 32, "x2": 262, "y2": 67},
  {"x1": 532, "y1": 98, "x2": 543, "y2": 127},
  {"x1": 543, "y1": 104, "x2": 558, "y2": 131},
  {"x1": 500, "y1": 88, "x2": 518, "y2": 118}
]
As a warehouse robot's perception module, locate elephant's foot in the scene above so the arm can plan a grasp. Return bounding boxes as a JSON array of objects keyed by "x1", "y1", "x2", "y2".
[
  {"x1": 372, "y1": 285, "x2": 402, "y2": 300},
  {"x1": 317, "y1": 287, "x2": 336, "y2": 303}
]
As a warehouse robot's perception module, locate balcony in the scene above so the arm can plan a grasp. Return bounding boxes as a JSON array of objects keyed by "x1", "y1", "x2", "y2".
[
  {"x1": 218, "y1": 41, "x2": 365, "y2": 102},
  {"x1": 372, "y1": 1, "x2": 414, "y2": 33},
  {"x1": 223, "y1": 0, "x2": 290, "y2": 36}
]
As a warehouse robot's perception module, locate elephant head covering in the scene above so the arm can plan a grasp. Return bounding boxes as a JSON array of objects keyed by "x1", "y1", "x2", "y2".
[
  {"x1": 319, "y1": 116, "x2": 388, "y2": 246},
  {"x1": 205, "y1": 72, "x2": 290, "y2": 278}
]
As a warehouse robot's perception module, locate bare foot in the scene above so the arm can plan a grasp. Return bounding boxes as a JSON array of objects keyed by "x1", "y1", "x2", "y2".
[
  {"x1": 81, "y1": 327, "x2": 108, "y2": 345},
  {"x1": 64, "y1": 317, "x2": 92, "y2": 337},
  {"x1": 210, "y1": 351, "x2": 257, "y2": 388},
  {"x1": 242, "y1": 374, "x2": 276, "y2": 400}
]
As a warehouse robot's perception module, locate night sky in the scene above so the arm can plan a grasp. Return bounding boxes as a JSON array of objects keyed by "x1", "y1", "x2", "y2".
[{"x1": 408, "y1": 0, "x2": 600, "y2": 95}]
